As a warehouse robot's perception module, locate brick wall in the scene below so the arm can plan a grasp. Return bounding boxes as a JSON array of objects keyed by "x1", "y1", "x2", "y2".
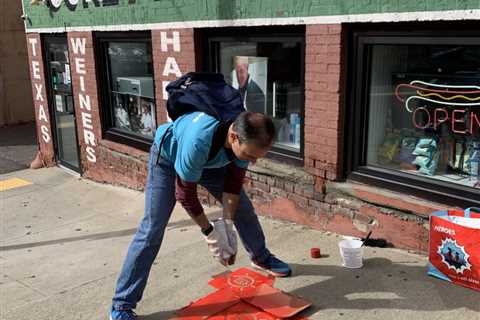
[
  {"x1": 304, "y1": 24, "x2": 344, "y2": 183},
  {"x1": 25, "y1": 33, "x2": 55, "y2": 166}
]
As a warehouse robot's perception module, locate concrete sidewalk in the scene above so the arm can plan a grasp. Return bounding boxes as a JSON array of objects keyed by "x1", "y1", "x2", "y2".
[{"x1": 0, "y1": 167, "x2": 478, "y2": 320}]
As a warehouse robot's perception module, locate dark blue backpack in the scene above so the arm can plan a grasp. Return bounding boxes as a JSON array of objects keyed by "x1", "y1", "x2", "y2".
[
  {"x1": 164, "y1": 72, "x2": 246, "y2": 160},
  {"x1": 165, "y1": 72, "x2": 245, "y2": 123}
]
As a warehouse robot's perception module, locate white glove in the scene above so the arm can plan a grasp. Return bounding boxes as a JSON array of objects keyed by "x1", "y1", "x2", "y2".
[
  {"x1": 204, "y1": 222, "x2": 235, "y2": 266},
  {"x1": 214, "y1": 218, "x2": 238, "y2": 265}
]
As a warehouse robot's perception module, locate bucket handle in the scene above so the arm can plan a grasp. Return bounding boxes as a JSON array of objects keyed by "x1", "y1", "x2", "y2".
[{"x1": 464, "y1": 207, "x2": 480, "y2": 218}]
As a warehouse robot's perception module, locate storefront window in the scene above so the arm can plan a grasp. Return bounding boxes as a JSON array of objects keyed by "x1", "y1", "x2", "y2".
[
  {"x1": 207, "y1": 32, "x2": 304, "y2": 159},
  {"x1": 96, "y1": 33, "x2": 156, "y2": 148},
  {"x1": 350, "y1": 33, "x2": 480, "y2": 206}
]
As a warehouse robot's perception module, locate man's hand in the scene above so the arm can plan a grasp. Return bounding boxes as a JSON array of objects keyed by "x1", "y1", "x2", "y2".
[{"x1": 204, "y1": 222, "x2": 235, "y2": 266}]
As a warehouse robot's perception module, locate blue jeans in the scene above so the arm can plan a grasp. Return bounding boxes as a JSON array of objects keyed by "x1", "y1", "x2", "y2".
[{"x1": 112, "y1": 144, "x2": 271, "y2": 310}]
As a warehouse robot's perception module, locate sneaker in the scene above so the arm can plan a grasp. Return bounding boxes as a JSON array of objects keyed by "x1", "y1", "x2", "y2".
[
  {"x1": 110, "y1": 308, "x2": 137, "y2": 320},
  {"x1": 251, "y1": 254, "x2": 292, "y2": 277}
]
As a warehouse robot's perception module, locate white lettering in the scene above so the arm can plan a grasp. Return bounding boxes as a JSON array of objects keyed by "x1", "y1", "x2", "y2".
[
  {"x1": 81, "y1": 112, "x2": 93, "y2": 130},
  {"x1": 79, "y1": 94, "x2": 91, "y2": 110},
  {"x1": 162, "y1": 57, "x2": 181, "y2": 77},
  {"x1": 160, "y1": 31, "x2": 180, "y2": 52},
  {"x1": 162, "y1": 80, "x2": 170, "y2": 100},
  {"x1": 86, "y1": 146, "x2": 96, "y2": 162},
  {"x1": 38, "y1": 105, "x2": 48, "y2": 122},
  {"x1": 79, "y1": 75, "x2": 85, "y2": 92},
  {"x1": 434, "y1": 225, "x2": 456, "y2": 236},
  {"x1": 66, "y1": 0, "x2": 79, "y2": 6},
  {"x1": 41, "y1": 125, "x2": 51, "y2": 143},
  {"x1": 34, "y1": 83, "x2": 44, "y2": 101},
  {"x1": 75, "y1": 57, "x2": 86, "y2": 74},
  {"x1": 28, "y1": 38, "x2": 38, "y2": 56},
  {"x1": 32, "y1": 61, "x2": 41, "y2": 79},
  {"x1": 83, "y1": 129, "x2": 96, "y2": 146},
  {"x1": 70, "y1": 37, "x2": 86, "y2": 55},
  {"x1": 71, "y1": 36, "x2": 96, "y2": 164}
]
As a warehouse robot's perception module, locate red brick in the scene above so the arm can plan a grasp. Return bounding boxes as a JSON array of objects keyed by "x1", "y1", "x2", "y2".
[
  {"x1": 288, "y1": 193, "x2": 309, "y2": 208},
  {"x1": 306, "y1": 25, "x2": 329, "y2": 35}
]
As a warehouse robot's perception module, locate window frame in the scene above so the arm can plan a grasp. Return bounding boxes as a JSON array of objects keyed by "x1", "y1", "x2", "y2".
[
  {"x1": 201, "y1": 26, "x2": 306, "y2": 164},
  {"x1": 94, "y1": 31, "x2": 157, "y2": 152},
  {"x1": 347, "y1": 28, "x2": 480, "y2": 207}
]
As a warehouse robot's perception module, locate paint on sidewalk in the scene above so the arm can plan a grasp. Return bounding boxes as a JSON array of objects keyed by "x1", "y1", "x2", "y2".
[
  {"x1": 172, "y1": 267, "x2": 311, "y2": 319},
  {"x1": 0, "y1": 178, "x2": 33, "y2": 191}
]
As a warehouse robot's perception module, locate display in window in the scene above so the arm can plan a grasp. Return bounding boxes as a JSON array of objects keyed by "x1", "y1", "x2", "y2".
[
  {"x1": 231, "y1": 56, "x2": 267, "y2": 114},
  {"x1": 112, "y1": 77, "x2": 156, "y2": 138},
  {"x1": 103, "y1": 40, "x2": 156, "y2": 141},
  {"x1": 393, "y1": 78, "x2": 480, "y2": 186},
  {"x1": 216, "y1": 40, "x2": 303, "y2": 155},
  {"x1": 370, "y1": 65, "x2": 480, "y2": 189}
]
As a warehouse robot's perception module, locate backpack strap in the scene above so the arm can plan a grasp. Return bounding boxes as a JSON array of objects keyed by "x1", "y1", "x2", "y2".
[{"x1": 208, "y1": 120, "x2": 233, "y2": 161}]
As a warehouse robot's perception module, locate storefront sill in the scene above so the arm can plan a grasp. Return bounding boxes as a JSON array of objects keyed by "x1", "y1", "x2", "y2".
[
  {"x1": 248, "y1": 158, "x2": 314, "y2": 185},
  {"x1": 327, "y1": 180, "x2": 458, "y2": 218},
  {"x1": 99, "y1": 139, "x2": 149, "y2": 161}
]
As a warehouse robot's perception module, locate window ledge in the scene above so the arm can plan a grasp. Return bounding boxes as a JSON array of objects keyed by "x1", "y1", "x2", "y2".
[
  {"x1": 248, "y1": 158, "x2": 314, "y2": 185},
  {"x1": 99, "y1": 139, "x2": 149, "y2": 161},
  {"x1": 327, "y1": 180, "x2": 459, "y2": 218}
]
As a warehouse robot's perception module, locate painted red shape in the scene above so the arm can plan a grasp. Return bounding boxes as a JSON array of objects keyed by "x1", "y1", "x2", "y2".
[
  {"x1": 208, "y1": 267, "x2": 275, "y2": 292},
  {"x1": 172, "y1": 287, "x2": 239, "y2": 320},
  {"x1": 208, "y1": 301, "x2": 278, "y2": 320},
  {"x1": 174, "y1": 268, "x2": 310, "y2": 319},
  {"x1": 208, "y1": 270, "x2": 232, "y2": 289},
  {"x1": 242, "y1": 284, "x2": 312, "y2": 318}
]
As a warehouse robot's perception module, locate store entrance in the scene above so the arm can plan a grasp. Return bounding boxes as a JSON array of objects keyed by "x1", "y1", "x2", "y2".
[{"x1": 43, "y1": 35, "x2": 81, "y2": 173}]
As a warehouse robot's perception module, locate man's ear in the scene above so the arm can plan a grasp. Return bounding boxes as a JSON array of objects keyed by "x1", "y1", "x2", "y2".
[{"x1": 228, "y1": 130, "x2": 238, "y2": 142}]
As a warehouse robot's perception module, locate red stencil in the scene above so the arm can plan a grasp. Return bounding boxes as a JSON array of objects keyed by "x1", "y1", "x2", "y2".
[{"x1": 173, "y1": 267, "x2": 310, "y2": 319}]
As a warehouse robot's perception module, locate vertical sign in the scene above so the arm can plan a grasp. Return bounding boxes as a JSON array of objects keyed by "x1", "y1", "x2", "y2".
[
  {"x1": 28, "y1": 36, "x2": 52, "y2": 144},
  {"x1": 161, "y1": 31, "x2": 182, "y2": 102},
  {"x1": 70, "y1": 37, "x2": 97, "y2": 162}
]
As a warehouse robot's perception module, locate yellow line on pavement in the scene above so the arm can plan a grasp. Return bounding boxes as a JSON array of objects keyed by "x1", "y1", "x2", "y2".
[{"x1": 0, "y1": 178, "x2": 33, "y2": 191}]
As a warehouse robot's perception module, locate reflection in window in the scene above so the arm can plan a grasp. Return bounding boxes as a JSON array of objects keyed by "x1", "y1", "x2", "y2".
[
  {"x1": 106, "y1": 42, "x2": 156, "y2": 138},
  {"x1": 367, "y1": 45, "x2": 480, "y2": 190}
]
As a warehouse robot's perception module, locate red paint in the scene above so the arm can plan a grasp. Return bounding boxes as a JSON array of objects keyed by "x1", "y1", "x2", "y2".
[
  {"x1": 175, "y1": 267, "x2": 311, "y2": 319},
  {"x1": 310, "y1": 248, "x2": 321, "y2": 258},
  {"x1": 173, "y1": 287, "x2": 239, "y2": 320},
  {"x1": 242, "y1": 284, "x2": 312, "y2": 318}
]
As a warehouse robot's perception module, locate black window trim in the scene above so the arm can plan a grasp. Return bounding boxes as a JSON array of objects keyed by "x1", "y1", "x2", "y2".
[
  {"x1": 347, "y1": 28, "x2": 480, "y2": 208},
  {"x1": 94, "y1": 31, "x2": 156, "y2": 152},
  {"x1": 201, "y1": 27, "x2": 306, "y2": 165}
]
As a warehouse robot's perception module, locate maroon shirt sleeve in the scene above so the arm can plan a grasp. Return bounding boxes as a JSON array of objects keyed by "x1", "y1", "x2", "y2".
[
  {"x1": 175, "y1": 175, "x2": 203, "y2": 217},
  {"x1": 223, "y1": 162, "x2": 246, "y2": 195}
]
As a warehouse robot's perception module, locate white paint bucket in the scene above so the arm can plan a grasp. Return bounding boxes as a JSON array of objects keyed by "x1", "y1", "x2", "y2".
[{"x1": 339, "y1": 239, "x2": 364, "y2": 268}]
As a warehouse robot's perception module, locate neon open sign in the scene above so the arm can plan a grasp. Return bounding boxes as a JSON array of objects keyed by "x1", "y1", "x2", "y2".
[{"x1": 395, "y1": 80, "x2": 480, "y2": 135}]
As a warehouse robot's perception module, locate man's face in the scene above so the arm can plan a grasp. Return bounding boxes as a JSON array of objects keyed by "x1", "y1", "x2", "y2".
[
  {"x1": 235, "y1": 63, "x2": 249, "y2": 88},
  {"x1": 230, "y1": 132, "x2": 269, "y2": 164}
]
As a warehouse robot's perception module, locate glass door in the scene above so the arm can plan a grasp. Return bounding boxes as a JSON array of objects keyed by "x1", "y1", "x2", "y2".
[{"x1": 43, "y1": 35, "x2": 81, "y2": 172}]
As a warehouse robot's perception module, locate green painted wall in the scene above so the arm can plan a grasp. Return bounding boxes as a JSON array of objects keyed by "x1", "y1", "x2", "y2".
[{"x1": 23, "y1": 0, "x2": 480, "y2": 30}]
